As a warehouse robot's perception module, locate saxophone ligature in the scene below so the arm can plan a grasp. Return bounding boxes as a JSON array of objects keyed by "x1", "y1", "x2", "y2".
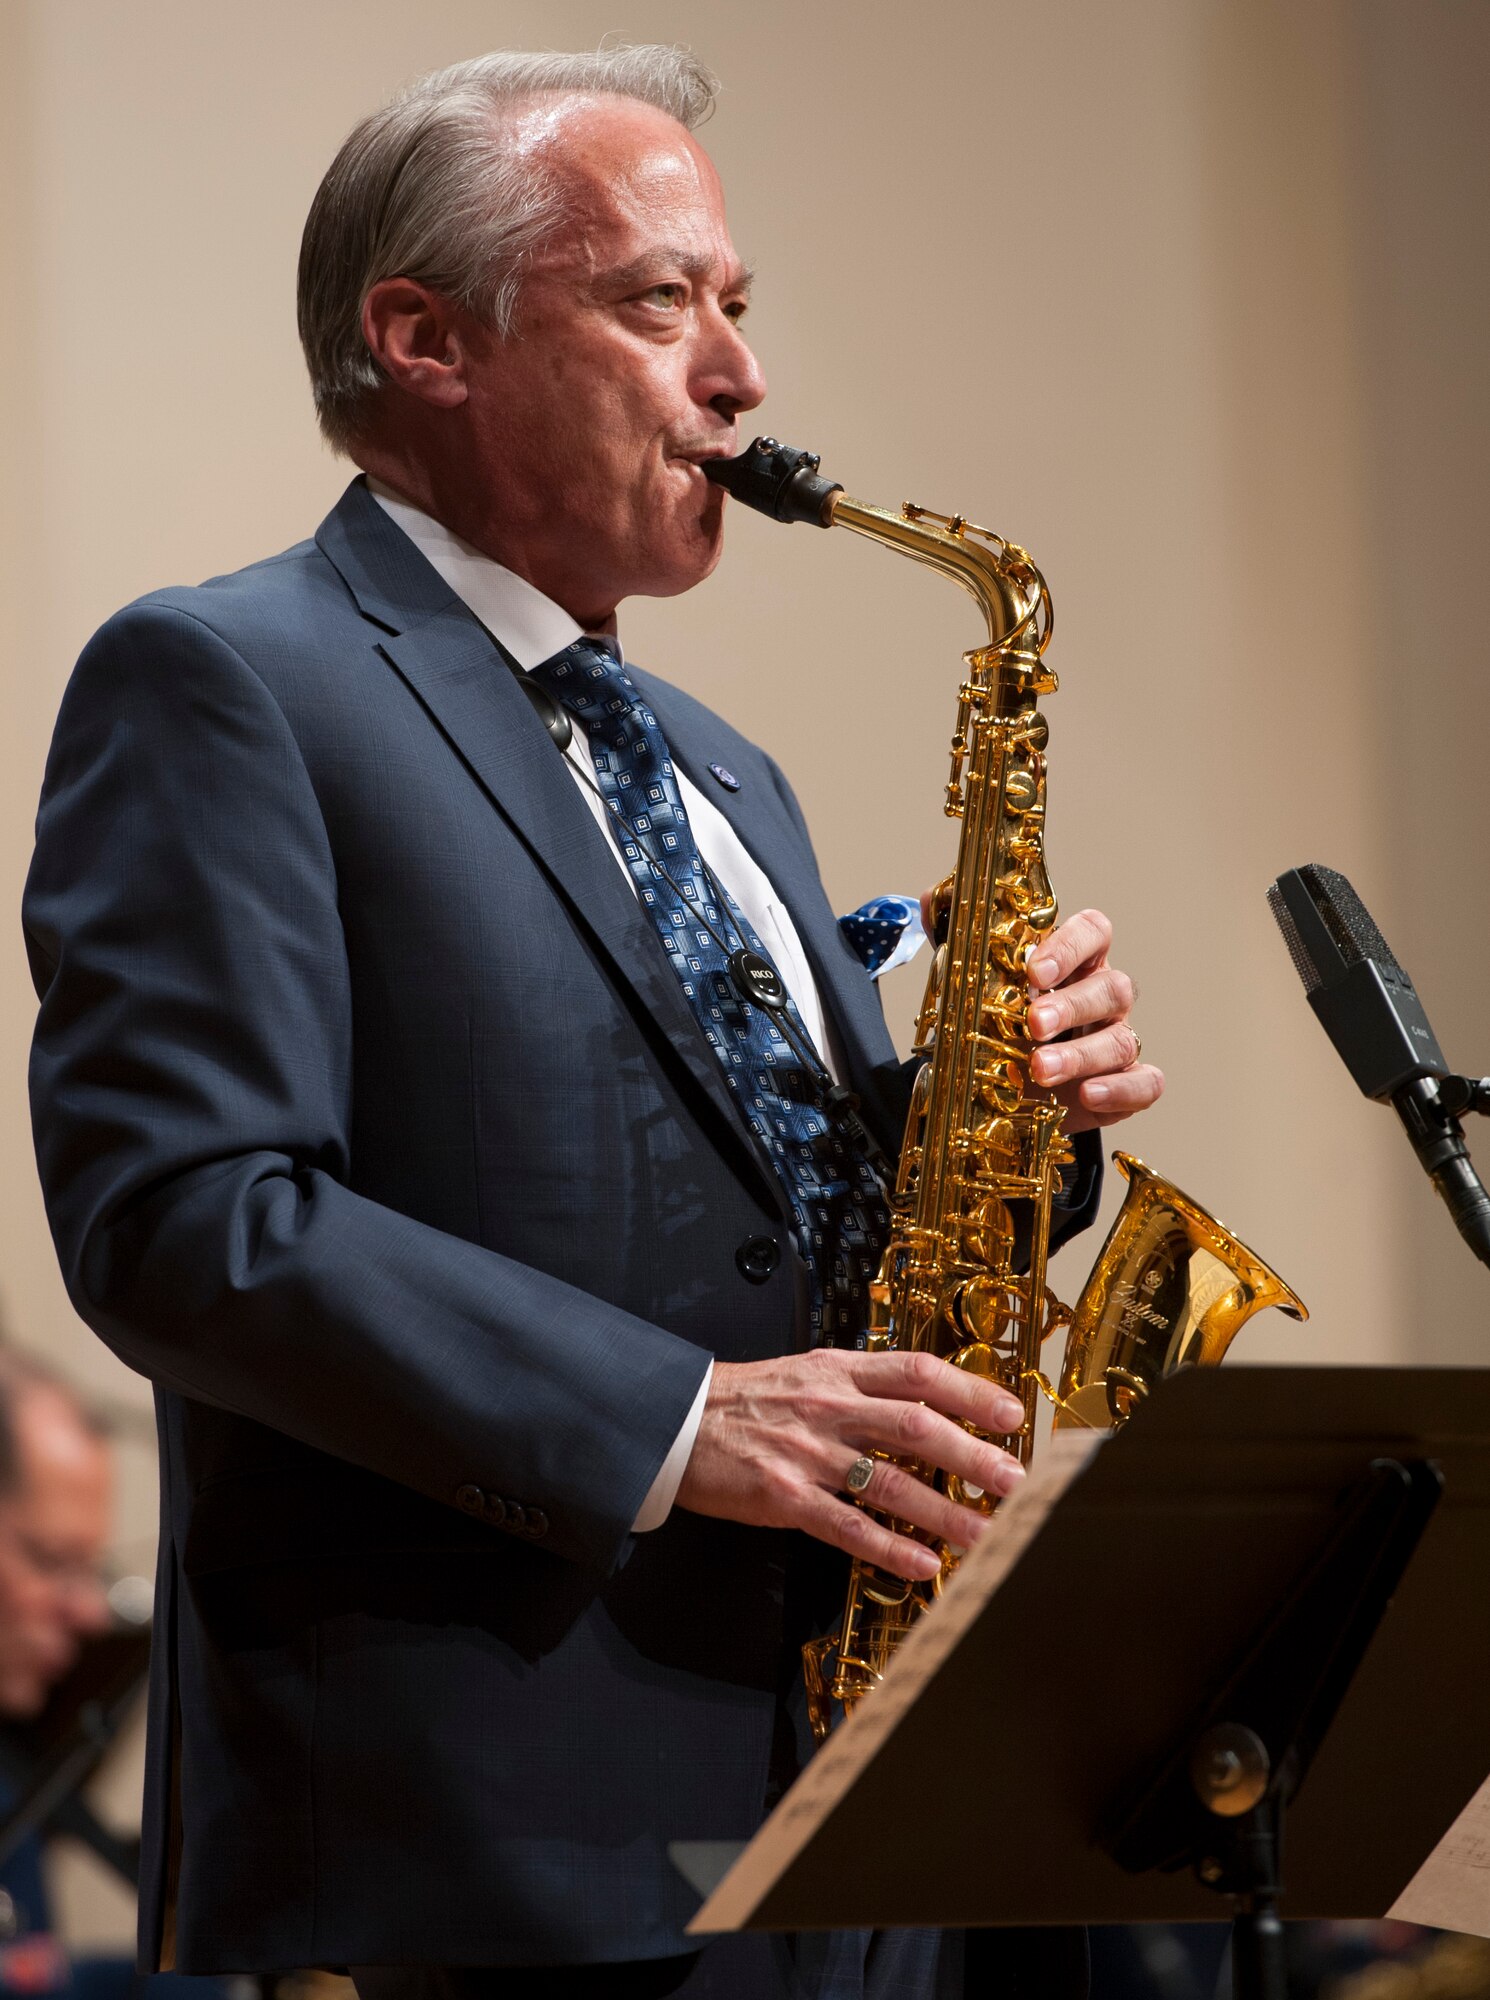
[{"x1": 705, "y1": 438, "x2": 1309, "y2": 1740}]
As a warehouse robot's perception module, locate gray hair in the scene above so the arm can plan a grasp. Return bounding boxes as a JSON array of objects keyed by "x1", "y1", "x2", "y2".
[{"x1": 297, "y1": 45, "x2": 719, "y2": 453}]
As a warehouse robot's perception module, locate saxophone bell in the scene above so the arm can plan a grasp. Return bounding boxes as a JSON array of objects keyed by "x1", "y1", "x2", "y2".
[{"x1": 1050, "y1": 1151, "x2": 1308, "y2": 1431}]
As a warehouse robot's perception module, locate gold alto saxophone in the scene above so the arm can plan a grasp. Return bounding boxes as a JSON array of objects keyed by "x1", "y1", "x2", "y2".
[{"x1": 706, "y1": 439, "x2": 1309, "y2": 1739}]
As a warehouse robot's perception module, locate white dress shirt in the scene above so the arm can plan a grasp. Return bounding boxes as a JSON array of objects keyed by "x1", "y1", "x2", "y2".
[{"x1": 368, "y1": 481, "x2": 836, "y2": 1531}]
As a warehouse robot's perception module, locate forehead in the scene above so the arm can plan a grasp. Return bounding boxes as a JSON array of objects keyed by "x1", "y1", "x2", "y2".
[
  {"x1": 14, "y1": 1390, "x2": 110, "y2": 1514},
  {"x1": 509, "y1": 93, "x2": 739, "y2": 279}
]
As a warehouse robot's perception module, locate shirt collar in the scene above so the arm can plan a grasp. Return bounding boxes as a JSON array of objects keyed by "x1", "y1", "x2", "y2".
[{"x1": 366, "y1": 477, "x2": 617, "y2": 670}]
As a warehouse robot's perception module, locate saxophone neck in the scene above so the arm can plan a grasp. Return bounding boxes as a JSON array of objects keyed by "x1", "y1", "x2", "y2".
[
  {"x1": 828, "y1": 493, "x2": 1053, "y2": 687},
  {"x1": 702, "y1": 435, "x2": 1053, "y2": 686}
]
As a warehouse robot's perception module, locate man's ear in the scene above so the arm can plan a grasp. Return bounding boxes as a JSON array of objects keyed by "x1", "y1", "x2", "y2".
[{"x1": 361, "y1": 279, "x2": 470, "y2": 409}]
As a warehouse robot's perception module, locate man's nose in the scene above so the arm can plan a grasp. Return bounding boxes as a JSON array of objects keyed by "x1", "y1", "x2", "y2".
[
  {"x1": 67, "y1": 1577, "x2": 113, "y2": 1635},
  {"x1": 699, "y1": 313, "x2": 767, "y2": 420}
]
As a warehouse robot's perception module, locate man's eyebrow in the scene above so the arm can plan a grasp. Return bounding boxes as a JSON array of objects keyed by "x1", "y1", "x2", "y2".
[{"x1": 601, "y1": 250, "x2": 755, "y2": 298}]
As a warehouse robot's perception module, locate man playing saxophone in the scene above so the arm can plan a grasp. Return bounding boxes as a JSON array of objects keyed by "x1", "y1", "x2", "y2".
[{"x1": 25, "y1": 44, "x2": 1163, "y2": 2000}]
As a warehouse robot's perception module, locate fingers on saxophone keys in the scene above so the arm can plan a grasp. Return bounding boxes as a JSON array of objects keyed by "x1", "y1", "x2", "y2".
[
  {"x1": 1028, "y1": 908, "x2": 1113, "y2": 993},
  {"x1": 855, "y1": 1458, "x2": 1000, "y2": 1551},
  {"x1": 856, "y1": 1405, "x2": 1025, "y2": 1503},
  {"x1": 1033, "y1": 1018, "x2": 1140, "y2": 1086},
  {"x1": 816, "y1": 1495, "x2": 942, "y2": 1583},
  {"x1": 1029, "y1": 967, "x2": 1135, "y2": 1046},
  {"x1": 852, "y1": 1349, "x2": 1024, "y2": 1436},
  {"x1": 1082, "y1": 1063, "x2": 1166, "y2": 1116}
]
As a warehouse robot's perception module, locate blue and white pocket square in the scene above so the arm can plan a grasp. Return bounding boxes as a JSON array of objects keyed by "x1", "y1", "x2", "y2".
[{"x1": 838, "y1": 895, "x2": 927, "y2": 980}]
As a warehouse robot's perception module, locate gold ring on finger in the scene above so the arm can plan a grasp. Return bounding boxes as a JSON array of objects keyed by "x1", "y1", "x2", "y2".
[
  {"x1": 1129, "y1": 1032, "x2": 1142, "y2": 1068},
  {"x1": 844, "y1": 1454, "x2": 875, "y2": 1495}
]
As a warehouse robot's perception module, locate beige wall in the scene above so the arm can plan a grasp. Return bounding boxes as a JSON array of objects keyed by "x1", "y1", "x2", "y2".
[{"x1": 1, "y1": 0, "x2": 1487, "y2": 1945}]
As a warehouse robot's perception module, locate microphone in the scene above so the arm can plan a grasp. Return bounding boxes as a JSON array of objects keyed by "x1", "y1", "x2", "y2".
[{"x1": 1268, "y1": 864, "x2": 1490, "y2": 1271}]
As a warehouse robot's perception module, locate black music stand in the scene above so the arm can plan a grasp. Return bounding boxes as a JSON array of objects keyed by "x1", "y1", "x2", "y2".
[{"x1": 680, "y1": 1367, "x2": 1490, "y2": 2000}]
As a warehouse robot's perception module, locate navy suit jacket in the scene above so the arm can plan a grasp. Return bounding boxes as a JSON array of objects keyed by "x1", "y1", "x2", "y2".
[{"x1": 25, "y1": 481, "x2": 1098, "y2": 1972}]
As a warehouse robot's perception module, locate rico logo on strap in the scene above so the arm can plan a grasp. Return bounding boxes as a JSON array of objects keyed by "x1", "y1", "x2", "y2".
[{"x1": 728, "y1": 948, "x2": 787, "y2": 1011}]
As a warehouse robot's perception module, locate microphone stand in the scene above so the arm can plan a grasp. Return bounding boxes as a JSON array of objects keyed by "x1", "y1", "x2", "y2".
[{"x1": 1393, "y1": 1073, "x2": 1490, "y2": 1271}]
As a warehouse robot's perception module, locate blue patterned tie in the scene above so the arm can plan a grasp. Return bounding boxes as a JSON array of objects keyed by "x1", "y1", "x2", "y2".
[{"x1": 530, "y1": 638, "x2": 890, "y2": 1348}]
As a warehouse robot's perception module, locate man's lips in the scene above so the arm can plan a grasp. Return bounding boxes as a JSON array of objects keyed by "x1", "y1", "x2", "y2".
[{"x1": 668, "y1": 455, "x2": 730, "y2": 504}]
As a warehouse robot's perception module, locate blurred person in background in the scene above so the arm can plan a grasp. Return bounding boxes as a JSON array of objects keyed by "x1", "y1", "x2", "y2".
[
  {"x1": 0, "y1": 1343, "x2": 113, "y2": 1989},
  {"x1": 0, "y1": 1345, "x2": 223, "y2": 2000},
  {"x1": 0, "y1": 1349, "x2": 112, "y2": 1727}
]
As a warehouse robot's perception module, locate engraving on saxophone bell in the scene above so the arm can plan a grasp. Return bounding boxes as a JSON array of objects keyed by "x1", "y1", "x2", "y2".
[
  {"x1": 711, "y1": 437, "x2": 1310, "y2": 1741},
  {"x1": 1110, "y1": 1273, "x2": 1171, "y2": 1335}
]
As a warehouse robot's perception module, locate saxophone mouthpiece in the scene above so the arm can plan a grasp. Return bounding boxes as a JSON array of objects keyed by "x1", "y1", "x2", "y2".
[{"x1": 704, "y1": 436, "x2": 842, "y2": 527}]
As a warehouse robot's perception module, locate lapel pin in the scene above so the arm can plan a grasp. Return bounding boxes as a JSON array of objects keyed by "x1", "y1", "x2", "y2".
[{"x1": 709, "y1": 762, "x2": 741, "y2": 792}]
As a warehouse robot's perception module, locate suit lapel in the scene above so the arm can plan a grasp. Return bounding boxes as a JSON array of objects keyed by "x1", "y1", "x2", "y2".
[{"x1": 316, "y1": 482, "x2": 783, "y2": 1213}]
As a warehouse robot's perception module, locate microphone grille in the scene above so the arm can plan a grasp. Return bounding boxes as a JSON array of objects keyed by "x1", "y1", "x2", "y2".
[
  {"x1": 1299, "y1": 863, "x2": 1405, "y2": 975},
  {"x1": 1266, "y1": 881, "x2": 1320, "y2": 994}
]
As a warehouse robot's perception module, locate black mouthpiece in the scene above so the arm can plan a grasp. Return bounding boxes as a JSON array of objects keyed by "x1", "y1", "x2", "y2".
[
  {"x1": 704, "y1": 436, "x2": 842, "y2": 527},
  {"x1": 1268, "y1": 864, "x2": 1446, "y2": 1099}
]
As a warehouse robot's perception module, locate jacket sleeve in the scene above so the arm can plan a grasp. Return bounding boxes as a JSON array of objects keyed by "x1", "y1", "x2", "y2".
[{"x1": 24, "y1": 601, "x2": 711, "y2": 1572}]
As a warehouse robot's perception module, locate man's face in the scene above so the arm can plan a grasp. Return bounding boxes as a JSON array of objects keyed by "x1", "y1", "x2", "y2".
[
  {"x1": 0, "y1": 1389, "x2": 112, "y2": 1718},
  {"x1": 454, "y1": 95, "x2": 767, "y2": 626}
]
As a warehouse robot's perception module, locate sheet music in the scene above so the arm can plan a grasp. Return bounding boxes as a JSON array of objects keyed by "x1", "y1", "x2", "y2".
[
  {"x1": 689, "y1": 1431, "x2": 1105, "y2": 1934},
  {"x1": 1388, "y1": 1770, "x2": 1490, "y2": 1939}
]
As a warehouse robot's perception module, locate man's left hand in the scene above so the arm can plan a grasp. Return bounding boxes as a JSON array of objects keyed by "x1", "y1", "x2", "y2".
[{"x1": 1023, "y1": 906, "x2": 1162, "y2": 1133}]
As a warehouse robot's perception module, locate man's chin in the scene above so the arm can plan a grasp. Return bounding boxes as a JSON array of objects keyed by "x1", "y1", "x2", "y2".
[
  {"x1": 647, "y1": 513, "x2": 728, "y2": 599},
  {"x1": 640, "y1": 557, "x2": 725, "y2": 602},
  {"x1": 0, "y1": 1676, "x2": 49, "y2": 1720}
]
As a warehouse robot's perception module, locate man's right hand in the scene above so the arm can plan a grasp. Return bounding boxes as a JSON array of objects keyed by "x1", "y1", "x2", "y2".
[{"x1": 674, "y1": 1351, "x2": 1027, "y2": 1580}]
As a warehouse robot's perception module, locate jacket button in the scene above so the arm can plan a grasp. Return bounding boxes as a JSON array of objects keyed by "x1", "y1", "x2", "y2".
[
  {"x1": 455, "y1": 1483, "x2": 485, "y2": 1514},
  {"x1": 524, "y1": 1509, "x2": 549, "y2": 1539},
  {"x1": 735, "y1": 1236, "x2": 780, "y2": 1284}
]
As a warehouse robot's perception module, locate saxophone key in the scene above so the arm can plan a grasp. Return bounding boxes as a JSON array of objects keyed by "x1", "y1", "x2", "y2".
[{"x1": 946, "y1": 1275, "x2": 1013, "y2": 1346}]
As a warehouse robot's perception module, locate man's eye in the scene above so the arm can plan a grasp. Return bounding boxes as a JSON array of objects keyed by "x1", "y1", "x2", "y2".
[
  {"x1": 640, "y1": 284, "x2": 687, "y2": 309},
  {"x1": 724, "y1": 300, "x2": 749, "y2": 324}
]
